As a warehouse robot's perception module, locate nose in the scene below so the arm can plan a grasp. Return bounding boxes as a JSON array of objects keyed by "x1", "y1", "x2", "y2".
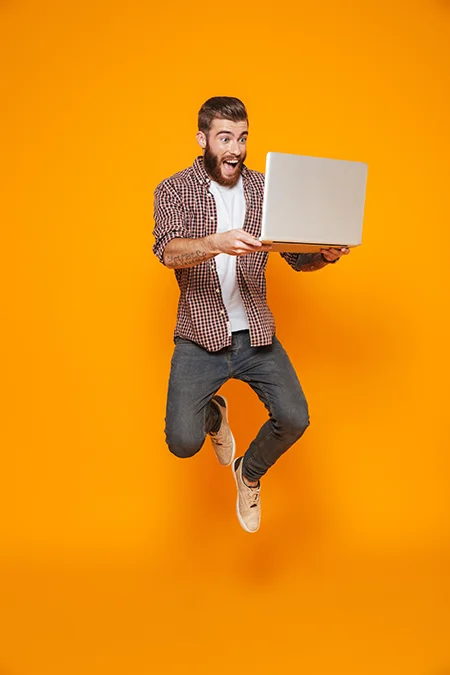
[{"x1": 229, "y1": 139, "x2": 240, "y2": 156}]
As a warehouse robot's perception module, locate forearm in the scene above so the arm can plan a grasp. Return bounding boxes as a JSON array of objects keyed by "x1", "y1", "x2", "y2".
[
  {"x1": 296, "y1": 252, "x2": 335, "y2": 272},
  {"x1": 163, "y1": 236, "x2": 219, "y2": 269}
]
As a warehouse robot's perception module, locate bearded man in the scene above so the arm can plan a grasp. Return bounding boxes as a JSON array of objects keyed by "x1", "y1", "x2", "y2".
[{"x1": 153, "y1": 96, "x2": 349, "y2": 533}]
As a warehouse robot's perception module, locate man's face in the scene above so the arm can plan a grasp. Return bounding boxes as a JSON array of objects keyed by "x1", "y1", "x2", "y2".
[{"x1": 200, "y1": 118, "x2": 248, "y2": 188}]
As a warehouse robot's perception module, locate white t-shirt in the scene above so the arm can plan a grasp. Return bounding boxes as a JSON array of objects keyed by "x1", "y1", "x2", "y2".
[{"x1": 209, "y1": 176, "x2": 249, "y2": 334}]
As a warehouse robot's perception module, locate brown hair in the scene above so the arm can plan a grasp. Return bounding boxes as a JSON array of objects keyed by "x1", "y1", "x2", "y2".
[{"x1": 198, "y1": 96, "x2": 248, "y2": 134}]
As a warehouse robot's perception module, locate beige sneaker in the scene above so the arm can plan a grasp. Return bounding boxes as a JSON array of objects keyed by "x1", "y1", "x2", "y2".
[
  {"x1": 209, "y1": 396, "x2": 236, "y2": 467},
  {"x1": 232, "y1": 457, "x2": 261, "y2": 533}
]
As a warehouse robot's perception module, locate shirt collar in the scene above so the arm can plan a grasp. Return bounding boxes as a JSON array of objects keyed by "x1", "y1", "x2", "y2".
[{"x1": 193, "y1": 156, "x2": 249, "y2": 187}]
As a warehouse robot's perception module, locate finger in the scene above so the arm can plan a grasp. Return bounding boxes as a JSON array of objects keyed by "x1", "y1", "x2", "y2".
[
  {"x1": 236, "y1": 245, "x2": 270, "y2": 255},
  {"x1": 321, "y1": 252, "x2": 339, "y2": 261},
  {"x1": 322, "y1": 247, "x2": 349, "y2": 254},
  {"x1": 235, "y1": 242, "x2": 265, "y2": 252},
  {"x1": 248, "y1": 243, "x2": 272, "y2": 252},
  {"x1": 235, "y1": 245, "x2": 257, "y2": 255},
  {"x1": 235, "y1": 230, "x2": 263, "y2": 245},
  {"x1": 321, "y1": 248, "x2": 345, "y2": 260}
]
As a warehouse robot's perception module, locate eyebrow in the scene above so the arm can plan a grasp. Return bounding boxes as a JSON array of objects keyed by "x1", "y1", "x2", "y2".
[{"x1": 215, "y1": 130, "x2": 249, "y2": 137}]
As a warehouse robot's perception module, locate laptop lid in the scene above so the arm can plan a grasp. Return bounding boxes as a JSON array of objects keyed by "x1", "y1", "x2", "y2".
[{"x1": 260, "y1": 152, "x2": 368, "y2": 248}]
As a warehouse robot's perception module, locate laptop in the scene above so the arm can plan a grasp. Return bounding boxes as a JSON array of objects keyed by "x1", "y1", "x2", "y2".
[{"x1": 260, "y1": 152, "x2": 368, "y2": 253}]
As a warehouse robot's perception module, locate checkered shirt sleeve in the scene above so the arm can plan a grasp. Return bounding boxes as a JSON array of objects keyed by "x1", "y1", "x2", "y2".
[{"x1": 153, "y1": 182, "x2": 190, "y2": 265}]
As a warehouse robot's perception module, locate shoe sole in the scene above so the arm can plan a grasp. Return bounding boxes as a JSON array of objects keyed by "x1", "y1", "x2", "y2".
[
  {"x1": 232, "y1": 458, "x2": 260, "y2": 534},
  {"x1": 216, "y1": 395, "x2": 236, "y2": 467}
]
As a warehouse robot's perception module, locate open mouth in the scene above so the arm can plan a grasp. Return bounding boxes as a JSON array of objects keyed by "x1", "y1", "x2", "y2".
[{"x1": 222, "y1": 158, "x2": 240, "y2": 176}]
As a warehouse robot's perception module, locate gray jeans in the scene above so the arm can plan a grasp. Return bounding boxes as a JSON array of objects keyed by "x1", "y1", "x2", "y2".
[{"x1": 165, "y1": 330, "x2": 310, "y2": 481}]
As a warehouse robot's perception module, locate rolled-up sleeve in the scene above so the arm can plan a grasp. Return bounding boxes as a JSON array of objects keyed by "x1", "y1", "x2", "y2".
[
  {"x1": 279, "y1": 252, "x2": 301, "y2": 271},
  {"x1": 153, "y1": 182, "x2": 189, "y2": 265}
]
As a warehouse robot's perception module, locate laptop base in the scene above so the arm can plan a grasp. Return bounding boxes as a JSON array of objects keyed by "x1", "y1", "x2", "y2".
[{"x1": 260, "y1": 241, "x2": 355, "y2": 253}]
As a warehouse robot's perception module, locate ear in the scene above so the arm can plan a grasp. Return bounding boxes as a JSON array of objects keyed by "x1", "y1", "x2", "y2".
[{"x1": 196, "y1": 131, "x2": 206, "y2": 150}]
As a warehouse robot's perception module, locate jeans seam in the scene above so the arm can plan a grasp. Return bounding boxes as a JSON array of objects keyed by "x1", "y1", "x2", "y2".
[
  {"x1": 239, "y1": 376, "x2": 274, "y2": 421},
  {"x1": 243, "y1": 379, "x2": 276, "y2": 476},
  {"x1": 257, "y1": 380, "x2": 274, "y2": 423}
]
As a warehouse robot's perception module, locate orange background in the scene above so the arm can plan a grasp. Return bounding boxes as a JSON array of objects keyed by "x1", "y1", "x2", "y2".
[{"x1": 1, "y1": 0, "x2": 450, "y2": 673}]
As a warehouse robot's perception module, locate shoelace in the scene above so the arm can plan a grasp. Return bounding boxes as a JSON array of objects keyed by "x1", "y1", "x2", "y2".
[{"x1": 244, "y1": 485, "x2": 260, "y2": 509}]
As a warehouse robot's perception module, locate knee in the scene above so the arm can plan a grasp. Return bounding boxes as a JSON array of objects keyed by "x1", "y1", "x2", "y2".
[
  {"x1": 275, "y1": 403, "x2": 310, "y2": 441},
  {"x1": 165, "y1": 429, "x2": 204, "y2": 459}
]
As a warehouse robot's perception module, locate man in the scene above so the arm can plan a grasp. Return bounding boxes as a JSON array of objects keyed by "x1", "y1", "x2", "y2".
[{"x1": 153, "y1": 96, "x2": 349, "y2": 533}]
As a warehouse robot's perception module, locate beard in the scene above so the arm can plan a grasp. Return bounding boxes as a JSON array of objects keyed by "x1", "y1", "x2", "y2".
[{"x1": 203, "y1": 142, "x2": 246, "y2": 188}]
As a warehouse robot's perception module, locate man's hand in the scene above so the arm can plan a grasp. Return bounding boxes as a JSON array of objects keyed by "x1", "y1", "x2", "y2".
[
  {"x1": 320, "y1": 247, "x2": 350, "y2": 262},
  {"x1": 213, "y1": 229, "x2": 272, "y2": 256},
  {"x1": 163, "y1": 230, "x2": 272, "y2": 269}
]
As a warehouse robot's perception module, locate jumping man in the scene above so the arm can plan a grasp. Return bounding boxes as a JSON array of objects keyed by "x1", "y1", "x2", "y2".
[{"x1": 153, "y1": 96, "x2": 349, "y2": 533}]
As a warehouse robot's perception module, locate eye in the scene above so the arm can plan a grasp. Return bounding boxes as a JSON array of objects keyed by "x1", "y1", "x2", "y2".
[
  {"x1": 220, "y1": 137, "x2": 229, "y2": 143},
  {"x1": 239, "y1": 137, "x2": 247, "y2": 143}
]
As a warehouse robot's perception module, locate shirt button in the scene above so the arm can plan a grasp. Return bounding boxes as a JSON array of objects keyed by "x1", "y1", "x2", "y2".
[
  {"x1": 210, "y1": 217, "x2": 214, "y2": 221},
  {"x1": 215, "y1": 288, "x2": 220, "y2": 293},
  {"x1": 220, "y1": 310, "x2": 225, "y2": 315}
]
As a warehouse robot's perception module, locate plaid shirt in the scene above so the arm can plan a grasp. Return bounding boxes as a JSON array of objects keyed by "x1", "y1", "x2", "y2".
[{"x1": 153, "y1": 156, "x2": 325, "y2": 352}]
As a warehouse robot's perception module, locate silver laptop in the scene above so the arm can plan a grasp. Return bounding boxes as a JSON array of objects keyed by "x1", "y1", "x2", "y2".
[{"x1": 260, "y1": 152, "x2": 368, "y2": 253}]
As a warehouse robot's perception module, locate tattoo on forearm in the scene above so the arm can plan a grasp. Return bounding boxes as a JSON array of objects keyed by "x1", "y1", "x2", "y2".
[
  {"x1": 166, "y1": 249, "x2": 209, "y2": 269},
  {"x1": 298, "y1": 252, "x2": 328, "y2": 272}
]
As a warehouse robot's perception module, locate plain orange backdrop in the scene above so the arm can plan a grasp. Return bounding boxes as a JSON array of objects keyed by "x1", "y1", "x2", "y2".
[{"x1": 1, "y1": 0, "x2": 449, "y2": 674}]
